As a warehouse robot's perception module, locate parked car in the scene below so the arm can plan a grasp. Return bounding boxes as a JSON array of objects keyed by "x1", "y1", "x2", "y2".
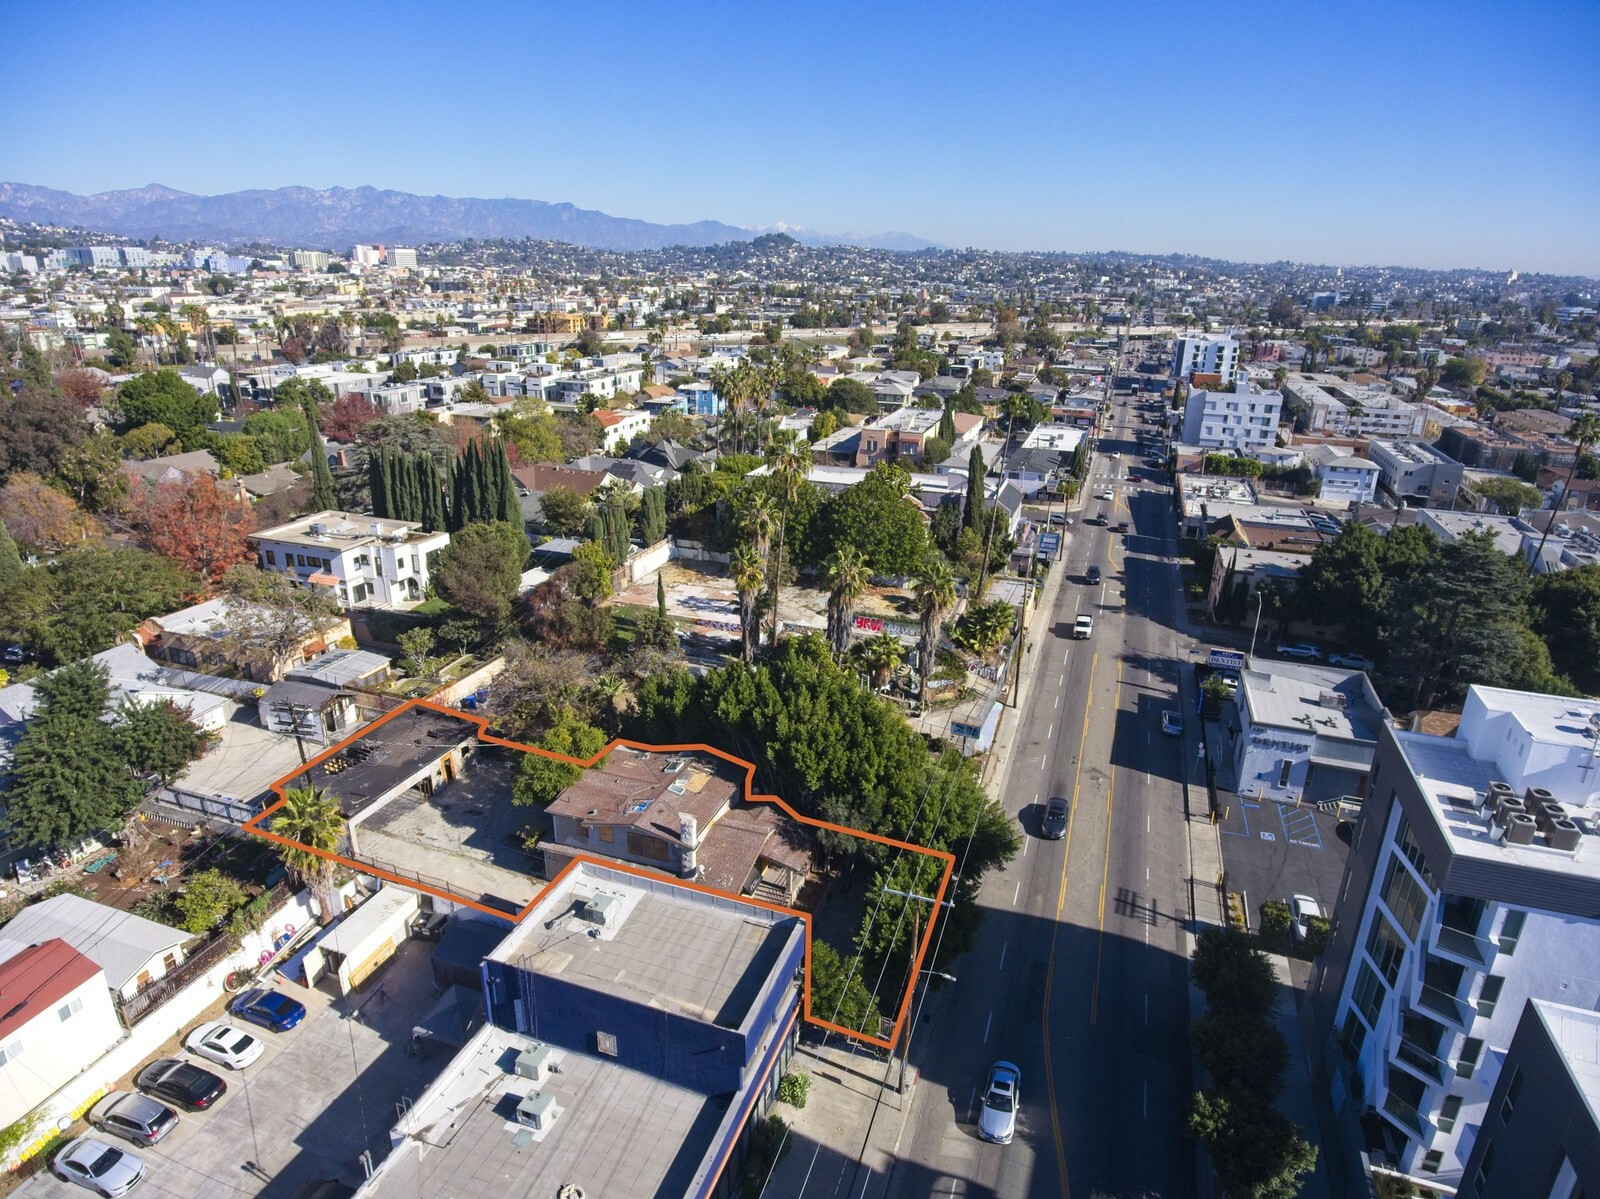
[
  {"x1": 51, "y1": 1137, "x2": 146, "y2": 1197},
  {"x1": 977, "y1": 1061, "x2": 1021, "y2": 1144},
  {"x1": 1161, "y1": 710, "x2": 1183, "y2": 737},
  {"x1": 1327, "y1": 651, "x2": 1376, "y2": 670},
  {"x1": 1275, "y1": 643, "x2": 1322, "y2": 660},
  {"x1": 86, "y1": 1093, "x2": 178, "y2": 1148},
  {"x1": 1042, "y1": 797, "x2": 1068, "y2": 840},
  {"x1": 231, "y1": 988, "x2": 306, "y2": 1032},
  {"x1": 186, "y1": 1021, "x2": 265, "y2": 1070},
  {"x1": 1291, "y1": 894, "x2": 1324, "y2": 942},
  {"x1": 135, "y1": 1058, "x2": 227, "y2": 1112}
]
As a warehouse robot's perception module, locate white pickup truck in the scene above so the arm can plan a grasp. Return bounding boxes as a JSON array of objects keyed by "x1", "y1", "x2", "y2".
[{"x1": 1073, "y1": 614, "x2": 1094, "y2": 639}]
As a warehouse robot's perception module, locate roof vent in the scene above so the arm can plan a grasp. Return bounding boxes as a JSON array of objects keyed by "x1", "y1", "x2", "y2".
[{"x1": 663, "y1": 758, "x2": 686, "y2": 774}]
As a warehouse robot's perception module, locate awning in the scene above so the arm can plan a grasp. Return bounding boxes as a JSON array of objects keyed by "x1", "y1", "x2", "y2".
[{"x1": 306, "y1": 572, "x2": 339, "y2": 586}]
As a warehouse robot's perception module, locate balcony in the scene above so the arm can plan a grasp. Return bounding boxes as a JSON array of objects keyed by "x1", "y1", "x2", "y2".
[
  {"x1": 1416, "y1": 983, "x2": 1472, "y2": 1029},
  {"x1": 1392, "y1": 1038, "x2": 1450, "y2": 1086},
  {"x1": 1380, "y1": 1091, "x2": 1433, "y2": 1140},
  {"x1": 1432, "y1": 924, "x2": 1494, "y2": 969}
]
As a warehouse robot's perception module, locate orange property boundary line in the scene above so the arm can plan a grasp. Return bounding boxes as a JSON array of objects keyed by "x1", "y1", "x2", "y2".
[{"x1": 241, "y1": 697, "x2": 955, "y2": 1051}]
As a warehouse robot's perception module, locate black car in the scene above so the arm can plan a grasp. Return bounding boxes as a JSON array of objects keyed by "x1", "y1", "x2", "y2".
[
  {"x1": 136, "y1": 1058, "x2": 227, "y2": 1112},
  {"x1": 1085, "y1": 564, "x2": 1101, "y2": 584},
  {"x1": 1042, "y1": 797, "x2": 1068, "y2": 840}
]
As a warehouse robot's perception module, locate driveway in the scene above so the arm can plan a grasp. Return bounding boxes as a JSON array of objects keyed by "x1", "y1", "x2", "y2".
[{"x1": 20, "y1": 939, "x2": 451, "y2": 1199}]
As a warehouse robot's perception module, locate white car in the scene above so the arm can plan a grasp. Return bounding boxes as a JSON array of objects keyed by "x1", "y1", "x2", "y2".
[
  {"x1": 1327, "y1": 651, "x2": 1376, "y2": 670},
  {"x1": 52, "y1": 1136, "x2": 146, "y2": 1197},
  {"x1": 1098, "y1": 489, "x2": 1114, "y2": 501},
  {"x1": 1290, "y1": 894, "x2": 1324, "y2": 942},
  {"x1": 185, "y1": 1021, "x2": 265, "y2": 1070},
  {"x1": 978, "y1": 1061, "x2": 1020, "y2": 1143}
]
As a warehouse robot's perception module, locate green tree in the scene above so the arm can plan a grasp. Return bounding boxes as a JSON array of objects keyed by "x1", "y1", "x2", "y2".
[
  {"x1": 824, "y1": 545, "x2": 870, "y2": 661},
  {"x1": 963, "y1": 446, "x2": 985, "y2": 531},
  {"x1": 117, "y1": 698, "x2": 206, "y2": 785},
  {"x1": 765, "y1": 434, "x2": 811, "y2": 641},
  {"x1": 0, "y1": 518, "x2": 21, "y2": 590},
  {"x1": 270, "y1": 784, "x2": 346, "y2": 923},
  {"x1": 808, "y1": 941, "x2": 882, "y2": 1033},
  {"x1": 1441, "y1": 355, "x2": 1487, "y2": 389},
  {"x1": 105, "y1": 327, "x2": 138, "y2": 369},
  {"x1": 852, "y1": 631, "x2": 903, "y2": 689},
  {"x1": 1471, "y1": 476, "x2": 1543, "y2": 515},
  {"x1": 398, "y1": 627, "x2": 436, "y2": 675},
  {"x1": 1293, "y1": 521, "x2": 1393, "y2": 648},
  {"x1": 242, "y1": 408, "x2": 311, "y2": 465},
  {"x1": 913, "y1": 557, "x2": 959, "y2": 694},
  {"x1": 1189, "y1": 1091, "x2": 1318, "y2": 1199},
  {"x1": 1191, "y1": 927, "x2": 1278, "y2": 1018},
  {"x1": 213, "y1": 565, "x2": 345, "y2": 679},
  {"x1": 307, "y1": 417, "x2": 338, "y2": 511},
  {"x1": 1531, "y1": 565, "x2": 1600, "y2": 694},
  {"x1": 433, "y1": 520, "x2": 527, "y2": 624},
  {"x1": 730, "y1": 543, "x2": 765, "y2": 666},
  {"x1": 4, "y1": 661, "x2": 143, "y2": 848},
  {"x1": 0, "y1": 546, "x2": 194, "y2": 666},
  {"x1": 511, "y1": 708, "x2": 610, "y2": 806},
  {"x1": 174, "y1": 868, "x2": 249, "y2": 934},
  {"x1": 119, "y1": 422, "x2": 181, "y2": 460},
  {"x1": 117, "y1": 370, "x2": 217, "y2": 443},
  {"x1": 637, "y1": 486, "x2": 668, "y2": 545},
  {"x1": 824, "y1": 377, "x2": 875, "y2": 415},
  {"x1": 817, "y1": 463, "x2": 929, "y2": 576},
  {"x1": 539, "y1": 484, "x2": 589, "y2": 537}
]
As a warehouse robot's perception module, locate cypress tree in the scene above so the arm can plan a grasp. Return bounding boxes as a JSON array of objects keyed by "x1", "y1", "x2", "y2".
[
  {"x1": 938, "y1": 399, "x2": 956, "y2": 444},
  {"x1": 0, "y1": 518, "x2": 22, "y2": 590},
  {"x1": 459, "y1": 442, "x2": 482, "y2": 526},
  {"x1": 586, "y1": 510, "x2": 606, "y2": 546},
  {"x1": 963, "y1": 445, "x2": 984, "y2": 531},
  {"x1": 491, "y1": 439, "x2": 520, "y2": 525},
  {"x1": 656, "y1": 574, "x2": 666, "y2": 617},
  {"x1": 416, "y1": 453, "x2": 444, "y2": 532},
  {"x1": 449, "y1": 452, "x2": 466, "y2": 531},
  {"x1": 606, "y1": 495, "x2": 630, "y2": 563},
  {"x1": 369, "y1": 449, "x2": 389, "y2": 518}
]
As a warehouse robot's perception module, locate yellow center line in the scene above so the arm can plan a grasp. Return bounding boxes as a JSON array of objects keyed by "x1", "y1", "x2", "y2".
[
  {"x1": 1041, "y1": 649, "x2": 1097, "y2": 1199},
  {"x1": 1088, "y1": 661, "x2": 1124, "y2": 1025}
]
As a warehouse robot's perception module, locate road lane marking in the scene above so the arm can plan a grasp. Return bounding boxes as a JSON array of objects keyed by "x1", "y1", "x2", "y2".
[
  {"x1": 1054, "y1": 694, "x2": 1059, "y2": 708},
  {"x1": 1089, "y1": 661, "x2": 1124, "y2": 1026},
  {"x1": 1013, "y1": 880, "x2": 1020, "y2": 906},
  {"x1": 999, "y1": 944, "x2": 1006, "y2": 971},
  {"x1": 1144, "y1": 993, "x2": 1149, "y2": 1026},
  {"x1": 984, "y1": 1010, "x2": 992, "y2": 1043},
  {"x1": 1143, "y1": 1079, "x2": 1149, "y2": 1121}
]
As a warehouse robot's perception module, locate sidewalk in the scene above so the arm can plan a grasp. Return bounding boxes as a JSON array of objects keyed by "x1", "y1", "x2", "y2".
[{"x1": 760, "y1": 1040, "x2": 905, "y2": 1199}]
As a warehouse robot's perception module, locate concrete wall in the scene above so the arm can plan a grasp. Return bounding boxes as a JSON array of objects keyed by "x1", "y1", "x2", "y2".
[
  {"x1": 626, "y1": 537, "x2": 674, "y2": 585},
  {"x1": 4, "y1": 888, "x2": 317, "y2": 1169},
  {"x1": 427, "y1": 656, "x2": 506, "y2": 708}
]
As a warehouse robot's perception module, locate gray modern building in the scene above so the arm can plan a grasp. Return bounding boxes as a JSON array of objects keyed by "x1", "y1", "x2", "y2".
[
  {"x1": 1455, "y1": 999, "x2": 1600, "y2": 1199},
  {"x1": 1306, "y1": 685, "x2": 1600, "y2": 1191}
]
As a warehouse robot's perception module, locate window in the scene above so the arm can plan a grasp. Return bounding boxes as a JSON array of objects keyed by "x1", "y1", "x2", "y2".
[
  {"x1": 1352, "y1": 962, "x2": 1385, "y2": 1029},
  {"x1": 0, "y1": 1038, "x2": 22, "y2": 1066},
  {"x1": 626, "y1": 832, "x2": 671, "y2": 863},
  {"x1": 1278, "y1": 758, "x2": 1293, "y2": 787},
  {"x1": 265, "y1": 550, "x2": 276, "y2": 566},
  {"x1": 1397, "y1": 815, "x2": 1434, "y2": 884},
  {"x1": 1421, "y1": 1151, "x2": 1443, "y2": 1173},
  {"x1": 1475, "y1": 1143, "x2": 1495, "y2": 1194},
  {"x1": 56, "y1": 997, "x2": 82, "y2": 1022},
  {"x1": 1437, "y1": 1094, "x2": 1463, "y2": 1133},
  {"x1": 1366, "y1": 913, "x2": 1407, "y2": 987},
  {"x1": 1498, "y1": 909, "x2": 1526, "y2": 955},
  {"x1": 1456, "y1": 1036, "x2": 1485, "y2": 1080},
  {"x1": 1340, "y1": 1010, "x2": 1367, "y2": 1062},
  {"x1": 1501, "y1": 1066, "x2": 1522, "y2": 1122},
  {"x1": 1381, "y1": 853, "x2": 1429, "y2": 941},
  {"x1": 1477, "y1": 975, "x2": 1505, "y2": 1019},
  {"x1": 598, "y1": 826, "x2": 615, "y2": 844}
]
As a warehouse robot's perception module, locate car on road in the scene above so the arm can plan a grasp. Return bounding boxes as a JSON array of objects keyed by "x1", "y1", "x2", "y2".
[
  {"x1": 1275, "y1": 643, "x2": 1322, "y2": 660},
  {"x1": 1161, "y1": 710, "x2": 1183, "y2": 736},
  {"x1": 1327, "y1": 651, "x2": 1376, "y2": 670},
  {"x1": 1107, "y1": 451, "x2": 1120, "y2": 460},
  {"x1": 52, "y1": 1136, "x2": 146, "y2": 1197},
  {"x1": 1115, "y1": 520, "x2": 1129, "y2": 533},
  {"x1": 1290, "y1": 894, "x2": 1324, "y2": 943},
  {"x1": 1073, "y1": 614, "x2": 1094, "y2": 639},
  {"x1": 978, "y1": 1061, "x2": 1021, "y2": 1144},
  {"x1": 135, "y1": 1058, "x2": 227, "y2": 1112},
  {"x1": 1085, "y1": 564, "x2": 1101, "y2": 584},
  {"x1": 231, "y1": 987, "x2": 306, "y2": 1032},
  {"x1": 1048, "y1": 512, "x2": 1071, "y2": 525},
  {"x1": 1041, "y1": 797, "x2": 1068, "y2": 840},
  {"x1": 1097, "y1": 490, "x2": 1114, "y2": 501},
  {"x1": 87, "y1": 1093, "x2": 178, "y2": 1148},
  {"x1": 186, "y1": 1020, "x2": 265, "y2": 1070}
]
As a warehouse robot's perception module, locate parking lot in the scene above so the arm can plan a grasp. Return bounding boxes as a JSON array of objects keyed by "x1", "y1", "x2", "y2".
[
  {"x1": 1216, "y1": 791, "x2": 1352, "y2": 949},
  {"x1": 20, "y1": 939, "x2": 450, "y2": 1199}
]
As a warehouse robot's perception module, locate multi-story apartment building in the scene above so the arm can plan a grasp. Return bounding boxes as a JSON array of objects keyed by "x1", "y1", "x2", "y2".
[
  {"x1": 291, "y1": 250, "x2": 330, "y2": 271},
  {"x1": 250, "y1": 511, "x2": 452, "y2": 607},
  {"x1": 1171, "y1": 335, "x2": 1240, "y2": 384},
  {"x1": 386, "y1": 246, "x2": 418, "y2": 269},
  {"x1": 1308, "y1": 685, "x2": 1600, "y2": 1191},
  {"x1": 1283, "y1": 374, "x2": 1426, "y2": 438},
  {"x1": 1179, "y1": 380, "x2": 1283, "y2": 452},
  {"x1": 1368, "y1": 440, "x2": 1466, "y2": 507}
]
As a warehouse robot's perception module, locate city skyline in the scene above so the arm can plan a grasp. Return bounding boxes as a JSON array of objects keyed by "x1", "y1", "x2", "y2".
[{"x1": 3, "y1": 0, "x2": 1598, "y2": 276}]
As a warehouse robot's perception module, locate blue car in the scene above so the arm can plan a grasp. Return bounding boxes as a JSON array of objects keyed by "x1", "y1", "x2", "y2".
[{"x1": 230, "y1": 988, "x2": 306, "y2": 1032}]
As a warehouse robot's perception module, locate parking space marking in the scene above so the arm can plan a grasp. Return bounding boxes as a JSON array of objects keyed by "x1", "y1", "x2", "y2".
[
  {"x1": 1280, "y1": 805, "x2": 1325, "y2": 849},
  {"x1": 1220, "y1": 800, "x2": 1257, "y2": 838}
]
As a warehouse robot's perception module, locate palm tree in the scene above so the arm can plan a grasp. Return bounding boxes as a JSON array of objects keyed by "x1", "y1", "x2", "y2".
[
  {"x1": 271, "y1": 784, "x2": 346, "y2": 923},
  {"x1": 853, "y1": 632, "x2": 903, "y2": 690},
  {"x1": 766, "y1": 434, "x2": 811, "y2": 643},
  {"x1": 913, "y1": 558, "x2": 959, "y2": 695},
  {"x1": 1528, "y1": 412, "x2": 1600, "y2": 573},
  {"x1": 1271, "y1": 365, "x2": 1288, "y2": 393},
  {"x1": 741, "y1": 492, "x2": 777, "y2": 567},
  {"x1": 824, "y1": 545, "x2": 870, "y2": 661},
  {"x1": 729, "y1": 544, "x2": 765, "y2": 665}
]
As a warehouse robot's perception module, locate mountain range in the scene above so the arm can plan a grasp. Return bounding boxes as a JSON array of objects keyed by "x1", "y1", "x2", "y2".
[{"x1": 0, "y1": 182, "x2": 940, "y2": 253}]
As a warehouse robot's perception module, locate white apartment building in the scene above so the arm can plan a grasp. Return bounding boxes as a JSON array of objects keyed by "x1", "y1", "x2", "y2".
[
  {"x1": 1180, "y1": 380, "x2": 1283, "y2": 452},
  {"x1": 1299, "y1": 445, "x2": 1382, "y2": 504},
  {"x1": 387, "y1": 246, "x2": 418, "y2": 269},
  {"x1": 291, "y1": 250, "x2": 330, "y2": 271},
  {"x1": 351, "y1": 244, "x2": 384, "y2": 268},
  {"x1": 1309, "y1": 685, "x2": 1600, "y2": 1191},
  {"x1": 1171, "y1": 335, "x2": 1240, "y2": 384},
  {"x1": 250, "y1": 511, "x2": 452, "y2": 607},
  {"x1": 549, "y1": 366, "x2": 644, "y2": 404},
  {"x1": 1367, "y1": 440, "x2": 1466, "y2": 507},
  {"x1": 1283, "y1": 374, "x2": 1426, "y2": 438}
]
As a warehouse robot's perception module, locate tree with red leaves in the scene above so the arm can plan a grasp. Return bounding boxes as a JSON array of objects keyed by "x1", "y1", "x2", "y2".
[
  {"x1": 318, "y1": 393, "x2": 381, "y2": 443},
  {"x1": 128, "y1": 473, "x2": 255, "y2": 589}
]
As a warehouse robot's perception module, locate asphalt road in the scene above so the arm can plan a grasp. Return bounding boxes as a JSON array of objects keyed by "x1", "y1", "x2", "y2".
[{"x1": 879, "y1": 384, "x2": 1197, "y2": 1198}]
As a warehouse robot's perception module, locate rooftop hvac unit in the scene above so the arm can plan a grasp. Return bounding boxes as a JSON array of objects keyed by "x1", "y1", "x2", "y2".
[
  {"x1": 1318, "y1": 691, "x2": 1348, "y2": 709},
  {"x1": 1483, "y1": 781, "x2": 1516, "y2": 811},
  {"x1": 1526, "y1": 787, "x2": 1556, "y2": 810},
  {"x1": 579, "y1": 894, "x2": 619, "y2": 930},
  {"x1": 307, "y1": 523, "x2": 327, "y2": 537},
  {"x1": 1505, "y1": 813, "x2": 1537, "y2": 845},
  {"x1": 1548, "y1": 819, "x2": 1583, "y2": 852},
  {"x1": 514, "y1": 1042, "x2": 555, "y2": 1084},
  {"x1": 1537, "y1": 801, "x2": 1569, "y2": 830},
  {"x1": 515, "y1": 1092, "x2": 561, "y2": 1132},
  {"x1": 1495, "y1": 797, "x2": 1526, "y2": 827}
]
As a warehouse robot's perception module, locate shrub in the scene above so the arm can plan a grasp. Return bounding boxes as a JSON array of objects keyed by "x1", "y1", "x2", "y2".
[
  {"x1": 776, "y1": 1072, "x2": 811, "y2": 1109},
  {"x1": 1304, "y1": 915, "x2": 1331, "y2": 958},
  {"x1": 1258, "y1": 900, "x2": 1292, "y2": 952},
  {"x1": 1192, "y1": 927, "x2": 1279, "y2": 1020},
  {"x1": 740, "y1": 1115, "x2": 791, "y2": 1199}
]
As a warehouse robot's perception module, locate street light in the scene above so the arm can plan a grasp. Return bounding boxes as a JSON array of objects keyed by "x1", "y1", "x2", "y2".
[
  {"x1": 896, "y1": 969, "x2": 957, "y2": 1094},
  {"x1": 1248, "y1": 589, "x2": 1266, "y2": 660}
]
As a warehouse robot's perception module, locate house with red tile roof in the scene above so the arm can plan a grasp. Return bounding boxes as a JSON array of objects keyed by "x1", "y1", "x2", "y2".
[{"x1": 0, "y1": 939, "x2": 122, "y2": 1127}]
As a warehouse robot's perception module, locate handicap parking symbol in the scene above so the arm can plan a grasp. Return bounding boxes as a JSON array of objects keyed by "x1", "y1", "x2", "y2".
[{"x1": 1259, "y1": 831, "x2": 1277, "y2": 841}]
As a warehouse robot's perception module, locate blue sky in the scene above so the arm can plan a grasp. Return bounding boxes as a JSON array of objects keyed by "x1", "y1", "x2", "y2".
[{"x1": 4, "y1": 0, "x2": 1597, "y2": 274}]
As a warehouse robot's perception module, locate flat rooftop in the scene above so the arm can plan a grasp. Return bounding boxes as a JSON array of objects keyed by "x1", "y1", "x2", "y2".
[
  {"x1": 252, "y1": 508, "x2": 441, "y2": 549},
  {"x1": 1240, "y1": 665, "x2": 1383, "y2": 743},
  {"x1": 1533, "y1": 1000, "x2": 1600, "y2": 1128},
  {"x1": 365, "y1": 1024, "x2": 725, "y2": 1199},
  {"x1": 489, "y1": 873, "x2": 793, "y2": 1029},
  {"x1": 306, "y1": 706, "x2": 480, "y2": 817},
  {"x1": 1395, "y1": 729, "x2": 1600, "y2": 883}
]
